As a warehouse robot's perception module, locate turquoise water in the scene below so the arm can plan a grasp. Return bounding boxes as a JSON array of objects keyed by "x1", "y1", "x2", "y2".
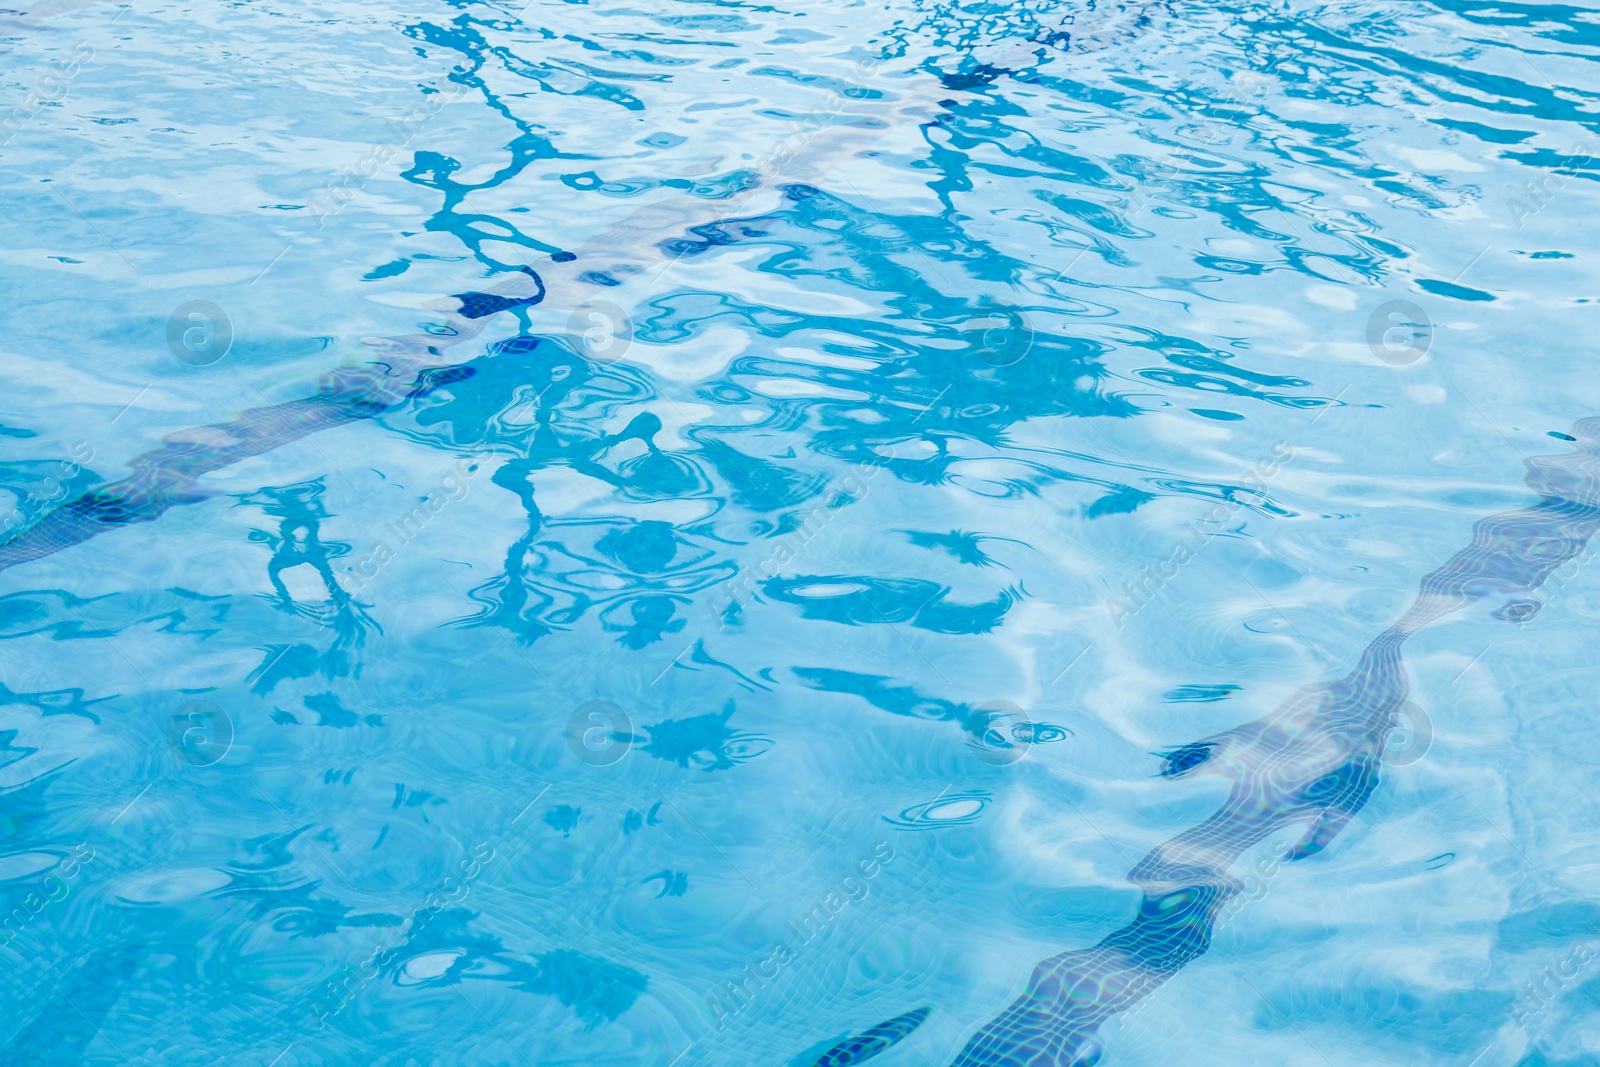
[{"x1": 2, "y1": 0, "x2": 1599, "y2": 1063}]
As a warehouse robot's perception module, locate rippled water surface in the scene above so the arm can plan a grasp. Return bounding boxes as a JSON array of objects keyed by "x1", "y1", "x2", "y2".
[{"x1": 3, "y1": 0, "x2": 1600, "y2": 1063}]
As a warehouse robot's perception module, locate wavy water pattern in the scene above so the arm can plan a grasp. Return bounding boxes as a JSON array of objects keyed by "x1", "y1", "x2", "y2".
[
  {"x1": 953, "y1": 423, "x2": 1600, "y2": 1065},
  {"x1": 1, "y1": 0, "x2": 1599, "y2": 1064}
]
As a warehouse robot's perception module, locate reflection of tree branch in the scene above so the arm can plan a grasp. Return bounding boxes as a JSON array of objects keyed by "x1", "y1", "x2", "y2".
[
  {"x1": 0, "y1": 13, "x2": 1014, "y2": 579},
  {"x1": 239, "y1": 482, "x2": 379, "y2": 689}
]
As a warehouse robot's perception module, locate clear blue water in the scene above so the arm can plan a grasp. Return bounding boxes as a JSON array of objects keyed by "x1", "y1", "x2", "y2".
[{"x1": 2, "y1": 0, "x2": 1599, "y2": 1063}]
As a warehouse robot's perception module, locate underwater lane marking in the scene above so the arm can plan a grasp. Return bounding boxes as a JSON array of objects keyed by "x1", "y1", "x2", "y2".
[
  {"x1": 250, "y1": 382, "x2": 362, "y2": 492},
  {"x1": 266, "y1": 1043, "x2": 294, "y2": 1067}
]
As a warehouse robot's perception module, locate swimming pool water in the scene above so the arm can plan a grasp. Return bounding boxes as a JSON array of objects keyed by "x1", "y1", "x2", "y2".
[{"x1": 2, "y1": 0, "x2": 1599, "y2": 1064}]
